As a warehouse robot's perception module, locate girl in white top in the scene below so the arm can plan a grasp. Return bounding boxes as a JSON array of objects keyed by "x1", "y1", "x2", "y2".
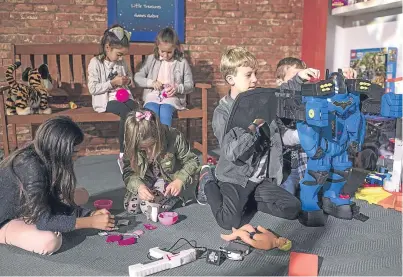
[
  {"x1": 134, "y1": 27, "x2": 194, "y2": 127},
  {"x1": 87, "y1": 25, "x2": 138, "y2": 173}
]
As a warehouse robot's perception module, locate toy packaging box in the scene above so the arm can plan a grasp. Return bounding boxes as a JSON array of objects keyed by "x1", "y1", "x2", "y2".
[
  {"x1": 350, "y1": 47, "x2": 398, "y2": 93},
  {"x1": 331, "y1": 0, "x2": 348, "y2": 8}
]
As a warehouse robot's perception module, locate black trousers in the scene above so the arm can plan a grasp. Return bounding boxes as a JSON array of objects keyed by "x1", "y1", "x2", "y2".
[
  {"x1": 205, "y1": 179, "x2": 301, "y2": 230},
  {"x1": 106, "y1": 99, "x2": 138, "y2": 153}
]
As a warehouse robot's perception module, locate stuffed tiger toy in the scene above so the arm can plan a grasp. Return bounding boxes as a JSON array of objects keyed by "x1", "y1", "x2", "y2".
[{"x1": 5, "y1": 61, "x2": 53, "y2": 115}]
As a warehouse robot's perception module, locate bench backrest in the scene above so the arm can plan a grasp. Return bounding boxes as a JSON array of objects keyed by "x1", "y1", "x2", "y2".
[{"x1": 13, "y1": 43, "x2": 154, "y2": 96}]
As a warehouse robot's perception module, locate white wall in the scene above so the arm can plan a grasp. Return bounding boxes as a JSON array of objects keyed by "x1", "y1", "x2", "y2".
[{"x1": 326, "y1": 7, "x2": 402, "y2": 77}]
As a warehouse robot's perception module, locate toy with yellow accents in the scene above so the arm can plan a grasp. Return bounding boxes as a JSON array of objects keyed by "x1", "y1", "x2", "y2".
[
  {"x1": 296, "y1": 69, "x2": 402, "y2": 227},
  {"x1": 221, "y1": 224, "x2": 292, "y2": 251}
]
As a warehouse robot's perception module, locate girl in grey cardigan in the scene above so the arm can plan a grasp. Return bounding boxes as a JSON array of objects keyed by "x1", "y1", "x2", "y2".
[
  {"x1": 134, "y1": 27, "x2": 194, "y2": 127},
  {"x1": 88, "y1": 25, "x2": 138, "y2": 173}
]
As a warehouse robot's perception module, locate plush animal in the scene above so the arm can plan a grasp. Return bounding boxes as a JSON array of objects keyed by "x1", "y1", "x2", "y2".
[
  {"x1": 4, "y1": 61, "x2": 53, "y2": 115},
  {"x1": 221, "y1": 224, "x2": 292, "y2": 251}
]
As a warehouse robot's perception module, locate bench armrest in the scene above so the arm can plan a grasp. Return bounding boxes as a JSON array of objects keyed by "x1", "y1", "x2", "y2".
[{"x1": 195, "y1": 83, "x2": 212, "y2": 89}]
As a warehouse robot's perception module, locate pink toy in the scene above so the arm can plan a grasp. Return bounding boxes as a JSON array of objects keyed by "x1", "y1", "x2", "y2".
[
  {"x1": 116, "y1": 88, "x2": 130, "y2": 103},
  {"x1": 158, "y1": 212, "x2": 179, "y2": 226},
  {"x1": 106, "y1": 235, "x2": 122, "y2": 243},
  {"x1": 133, "y1": 230, "x2": 144, "y2": 236},
  {"x1": 143, "y1": 223, "x2": 157, "y2": 230},
  {"x1": 118, "y1": 237, "x2": 137, "y2": 246},
  {"x1": 94, "y1": 199, "x2": 113, "y2": 210}
]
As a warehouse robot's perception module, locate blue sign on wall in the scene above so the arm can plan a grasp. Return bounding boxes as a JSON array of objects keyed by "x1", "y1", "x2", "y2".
[{"x1": 107, "y1": 0, "x2": 185, "y2": 43}]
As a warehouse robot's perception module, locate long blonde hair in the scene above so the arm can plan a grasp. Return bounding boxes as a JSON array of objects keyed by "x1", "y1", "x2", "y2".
[{"x1": 124, "y1": 109, "x2": 165, "y2": 172}]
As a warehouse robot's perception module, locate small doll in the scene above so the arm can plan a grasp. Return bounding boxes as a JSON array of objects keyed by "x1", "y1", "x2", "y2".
[{"x1": 221, "y1": 224, "x2": 292, "y2": 251}]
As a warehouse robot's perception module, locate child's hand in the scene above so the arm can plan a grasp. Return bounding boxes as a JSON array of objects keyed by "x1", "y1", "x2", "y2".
[
  {"x1": 138, "y1": 184, "x2": 154, "y2": 201},
  {"x1": 111, "y1": 76, "x2": 127, "y2": 87},
  {"x1": 122, "y1": 76, "x2": 130, "y2": 85},
  {"x1": 165, "y1": 84, "x2": 177, "y2": 97},
  {"x1": 90, "y1": 213, "x2": 115, "y2": 231},
  {"x1": 298, "y1": 68, "x2": 320, "y2": 81},
  {"x1": 342, "y1": 67, "x2": 357, "y2": 79},
  {"x1": 152, "y1": 80, "x2": 163, "y2": 90},
  {"x1": 164, "y1": 179, "x2": 183, "y2": 197},
  {"x1": 248, "y1": 118, "x2": 265, "y2": 133},
  {"x1": 90, "y1": 208, "x2": 110, "y2": 216}
]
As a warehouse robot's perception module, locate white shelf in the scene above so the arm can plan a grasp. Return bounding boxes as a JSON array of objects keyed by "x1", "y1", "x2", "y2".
[{"x1": 331, "y1": 0, "x2": 402, "y2": 16}]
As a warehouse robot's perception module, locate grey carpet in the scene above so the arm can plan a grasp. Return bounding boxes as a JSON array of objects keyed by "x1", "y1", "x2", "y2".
[{"x1": 0, "y1": 155, "x2": 401, "y2": 276}]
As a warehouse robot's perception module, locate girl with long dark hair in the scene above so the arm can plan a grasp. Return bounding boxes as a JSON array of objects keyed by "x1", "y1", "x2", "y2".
[{"x1": 0, "y1": 116, "x2": 115, "y2": 255}]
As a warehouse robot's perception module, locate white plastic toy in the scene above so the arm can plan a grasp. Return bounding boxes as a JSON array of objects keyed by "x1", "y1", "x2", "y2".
[{"x1": 128, "y1": 247, "x2": 196, "y2": 277}]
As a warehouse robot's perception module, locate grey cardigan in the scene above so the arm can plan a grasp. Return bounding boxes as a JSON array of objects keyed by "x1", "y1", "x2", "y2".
[
  {"x1": 88, "y1": 56, "x2": 133, "y2": 113},
  {"x1": 134, "y1": 54, "x2": 194, "y2": 109}
]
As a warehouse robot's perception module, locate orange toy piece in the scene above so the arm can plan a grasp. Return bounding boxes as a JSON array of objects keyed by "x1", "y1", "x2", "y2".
[
  {"x1": 378, "y1": 192, "x2": 402, "y2": 212},
  {"x1": 288, "y1": 252, "x2": 319, "y2": 276},
  {"x1": 220, "y1": 224, "x2": 292, "y2": 251}
]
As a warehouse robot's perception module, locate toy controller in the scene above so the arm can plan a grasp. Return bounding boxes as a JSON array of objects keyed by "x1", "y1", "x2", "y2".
[{"x1": 128, "y1": 247, "x2": 196, "y2": 277}]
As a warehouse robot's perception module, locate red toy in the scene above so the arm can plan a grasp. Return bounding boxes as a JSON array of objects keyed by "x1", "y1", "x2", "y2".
[
  {"x1": 116, "y1": 88, "x2": 130, "y2": 103},
  {"x1": 158, "y1": 212, "x2": 179, "y2": 226},
  {"x1": 94, "y1": 199, "x2": 113, "y2": 210}
]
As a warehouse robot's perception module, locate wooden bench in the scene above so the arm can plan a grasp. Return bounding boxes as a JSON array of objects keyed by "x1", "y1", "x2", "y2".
[{"x1": 0, "y1": 44, "x2": 211, "y2": 163}]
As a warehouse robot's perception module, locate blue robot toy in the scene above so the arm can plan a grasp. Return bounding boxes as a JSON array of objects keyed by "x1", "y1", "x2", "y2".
[
  {"x1": 296, "y1": 70, "x2": 402, "y2": 226},
  {"x1": 222, "y1": 70, "x2": 401, "y2": 228}
]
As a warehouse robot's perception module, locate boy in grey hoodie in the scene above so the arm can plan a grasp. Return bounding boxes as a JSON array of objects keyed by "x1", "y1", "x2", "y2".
[{"x1": 195, "y1": 48, "x2": 306, "y2": 230}]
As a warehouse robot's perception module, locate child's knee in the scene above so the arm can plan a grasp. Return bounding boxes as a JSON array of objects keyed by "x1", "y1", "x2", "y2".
[
  {"x1": 37, "y1": 232, "x2": 62, "y2": 255},
  {"x1": 216, "y1": 215, "x2": 242, "y2": 230},
  {"x1": 283, "y1": 199, "x2": 301, "y2": 220}
]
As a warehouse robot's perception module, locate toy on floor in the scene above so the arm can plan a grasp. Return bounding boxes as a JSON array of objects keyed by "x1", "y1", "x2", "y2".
[
  {"x1": 288, "y1": 252, "x2": 319, "y2": 276},
  {"x1": 94, "y1": 199, "x2": 113, "y2": 210},
  {"x1": 143, "y1": 223, "x2": 157, "y2": 230},
  {"x1": 220, "y1": 224, "x2": 292, "y2": 251},
  {"x1": 106, "y1": 234, "x2": 137, "y2": 246},
  {"x1": 158, "y1": 212, "x2": 178, "y2": 226},
  {"x1": 128, "y1": 238, "x2": 206, "y2": 276},
  {"x1": 355, "y1": 186, "x2": 402, "y2": 212}
]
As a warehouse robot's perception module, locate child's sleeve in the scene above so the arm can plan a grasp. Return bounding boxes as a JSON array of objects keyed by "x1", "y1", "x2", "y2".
[
  {"x1": 14, "y1": 157, "x2": 88, "y2": 233},
  {"x1": 280, "y1": 74, "x2": 305, "y2": 91},
  {"x1": 212, "y1": 109, "x2": 258, "y2": 163},
  {"x1": 276, "y1": 118, "x2": 300, "y2": 146},
  {"x1": 122, "y1": 60, "x2": 134, "y2": 87},
  {"x1": 173, "y1": 131, "x2": 200, "y2": 188},
  {"x1": 122, "y1": 155, "x2": 146, "y2": 194},
  {"x1": 87, "y1": 58, "x2": 113, "y2": 96},
  {"x1": 176, "y1": 59, "x2": 194, "y2": 95},
  {"x1": 134, "y1": 55, "x2": 155, "y2": 88}
]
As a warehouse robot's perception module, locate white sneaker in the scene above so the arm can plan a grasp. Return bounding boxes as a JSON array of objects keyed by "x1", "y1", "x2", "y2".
[{"x1": 117, "y1": 157, "x2": 124, "y2": 174}]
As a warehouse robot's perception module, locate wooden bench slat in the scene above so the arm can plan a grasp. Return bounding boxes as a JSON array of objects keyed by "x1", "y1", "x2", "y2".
[
  {"x1": 84, "y1": 54, "x2": 93, "y2": 88},
  {"x1": 47, "y1": 55, "x2": 59, "y2": 88},
  {"x1": 73, "y1": 55, "x2": 83, "y2": 86},
  {"x1": 6, "y1": 107, "x2": 120, "y2": 124},
  {"x1": 20, "y1": 55, "x2": 32, "y2": 79},
  {"x1": 176, "y1": 108, "x2": 203, "y2": 119},
  {"x1": 34, "y1": 54, "x2": 43, "y2": 68},
  {"x1": 15, "y1": 44, "x2": 155, "y2": 56},
  {"x1": 60, "y1": 55, "x2": 71, "y2": 86}
]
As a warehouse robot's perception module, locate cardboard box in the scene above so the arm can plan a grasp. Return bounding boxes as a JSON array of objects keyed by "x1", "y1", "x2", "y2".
[{"x1": 350, "y1": 47, "x2": 398, "y2": 93}]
